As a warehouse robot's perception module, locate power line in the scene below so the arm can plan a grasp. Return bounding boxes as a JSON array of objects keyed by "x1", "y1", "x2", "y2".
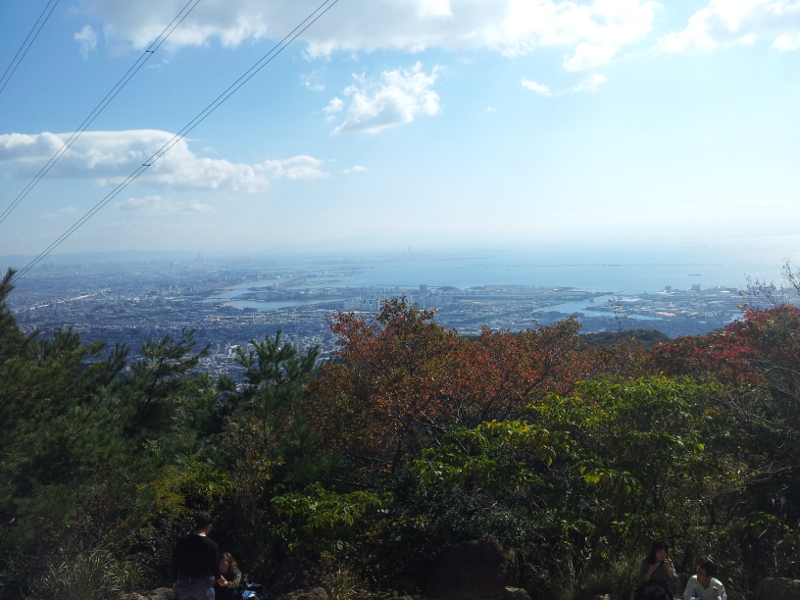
[
  {"x1": 0, "y1": 0, "x2": 61, "y2": 95},
  {"x1": 0, "y1": 0, "x2": 203, "y2": 227},
  {"x1": 11, "y1": 0, "x2": 341, "y2": 282}
]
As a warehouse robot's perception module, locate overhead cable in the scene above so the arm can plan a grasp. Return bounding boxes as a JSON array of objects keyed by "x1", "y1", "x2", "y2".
[
  {"x1": 12, "y1": 0, "x2": 340, "y2": 282},
  {"x1": 0, "y1": 0, "x2": 203, "y2": 227},
  {"x1": 0, "y1": 0, "x2": 61, "y2": 95}
]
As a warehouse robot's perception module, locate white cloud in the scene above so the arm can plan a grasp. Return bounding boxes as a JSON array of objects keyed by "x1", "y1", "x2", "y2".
[
  {"x1": 0, "y1": 130, "x2": 328, "y2": 191},
  {"x1": 417, "y1": 0, "x2": 453, "y2": 18},
  {"x1": 74, "y1": 0, "x2": 660, "y2": 71},
  {"x1": 659, "y1": 0, "x2": 800, "y2": 53},
  {"x1": 343, "y1": 165, "x2": 368, "y2": 174},
  {"x1": 74, "y1": 25, "x2": 98, "y2": 59},
  {"x1": 520, "y1": 78, "x2": 551, "y2": 97},
  {"x1": 0, "y1": 132, "x2": 63, "y2": 160},
  {"x1": 563, "y1": 42, "x2": 617, "y2": 72},
  {"x1": 520, "y1": 73, "x2": 606, "y2": 96},
  {"x1": 259, "y1": 156, "x2": 330, "y2": 180},
  {"x1": 323, "y1": 97, "x2": 344, "y2": 121},
  {"x1": 775, "y1": 31, "x2": 800, "y2": 50},
  {"x1": 330, "y1": 63, "x2": 442, "y2": 134},
  {"x1": 117, "y1": 195, "x2": 215, "y2": 215},
  {"x1": 301, "y1": 71, "x2": 325, "y2": 91},
  {"x1": 573, "y1": 73, "x2": 608, "y2": 92},
  {"x1": 504, "y1": 0, "x2": 660, "y2": 69}
]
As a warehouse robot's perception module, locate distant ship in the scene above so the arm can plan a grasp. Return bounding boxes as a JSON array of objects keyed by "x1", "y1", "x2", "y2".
[{"x1": 688, "y1": 273, "x2": 702, "y2": 277}]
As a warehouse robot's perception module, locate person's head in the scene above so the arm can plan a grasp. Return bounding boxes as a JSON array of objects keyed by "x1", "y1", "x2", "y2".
[
  {"x1": 647, "y1": 540, "x2": 670, "y2": 564},
  {"x1": 697, "y1": 562, "x2": 719, "y2": 587},
  {"x1": 194, "y1": 512, "x2": 214, "y2": 532},
  {"x1": 219, "y1": 552, "x2": 238, "y2": 575}
]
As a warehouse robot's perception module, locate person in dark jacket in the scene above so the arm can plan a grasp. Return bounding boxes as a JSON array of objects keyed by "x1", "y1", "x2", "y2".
[
  {"x1": 214, "y1": 553, "x2": 242, "y2": 600},
  {"x1": 172, "y1": 513, "x2": 228, "y2": 600},
  {"x1": 638, "y1": 540, "x2": 677, "y2": 600}
]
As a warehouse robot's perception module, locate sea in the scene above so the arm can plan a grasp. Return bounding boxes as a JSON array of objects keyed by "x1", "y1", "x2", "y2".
[
  {"x1": 205, "y1": 235, "x2": 799, "y2": 313},
  {"x1": 5, "y1": 235, "x2": 796, "y2": 315}
]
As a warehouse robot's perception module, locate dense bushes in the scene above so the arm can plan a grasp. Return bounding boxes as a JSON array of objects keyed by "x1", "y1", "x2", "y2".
[{"x1": 2, "y1": 268, "x2": 800, "y2": 600}]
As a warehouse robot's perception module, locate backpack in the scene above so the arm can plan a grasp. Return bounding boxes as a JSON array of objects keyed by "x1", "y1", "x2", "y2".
[{"x1": 240, "y1": 581, "x2": 265, "y2": 600}]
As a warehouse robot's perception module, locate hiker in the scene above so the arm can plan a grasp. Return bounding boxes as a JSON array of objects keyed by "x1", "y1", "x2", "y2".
[
  {"x1": 172, "y1": 512, "x2": 228, "y2": 600},
  {"x1": 638, "y1": 540, "x2": 677, "y2": 600},
  {"x1": 215, "y1": 552, "x2": 243, "y2": 600},
  {"x1": 684, "y1": 562, "x2": 727, "y2": 600}
]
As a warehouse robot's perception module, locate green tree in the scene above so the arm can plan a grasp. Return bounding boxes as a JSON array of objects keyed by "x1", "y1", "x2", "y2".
[{"x1": 217, "y1": 331, "x2": 321, "y2": 574}]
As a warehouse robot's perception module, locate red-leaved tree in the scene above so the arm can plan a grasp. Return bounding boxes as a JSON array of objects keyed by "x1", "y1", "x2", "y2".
[{"x1": 307, "y1": 298, "x2": 602, "y2": 480}]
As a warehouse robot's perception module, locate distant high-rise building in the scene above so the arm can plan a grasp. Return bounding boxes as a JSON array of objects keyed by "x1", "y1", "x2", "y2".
[{"x1": 419, "y1": 283, "x2": 429, "y2": 296}]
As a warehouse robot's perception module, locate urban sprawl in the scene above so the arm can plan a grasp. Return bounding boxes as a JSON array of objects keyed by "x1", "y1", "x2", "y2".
[{"x1": 7, "y1": 258, "x2": 763, "y2": 380}]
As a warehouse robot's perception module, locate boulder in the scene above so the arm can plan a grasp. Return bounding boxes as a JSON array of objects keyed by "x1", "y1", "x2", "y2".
[
  {"x1": 269, "y1": 557, "x2": 322, "y2": 594},
  {"x1": 755, "y1": 578, "x2": 800, "y2": 600},
  {"x1": 422, "y1": 538, "x2": 518, "y2": 600}
]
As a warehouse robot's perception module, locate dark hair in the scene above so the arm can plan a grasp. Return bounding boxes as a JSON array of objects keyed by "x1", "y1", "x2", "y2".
[
  {"x1": 699, "y1": 561, "x2": 718, "y2": 578},
  {"x1": 194, "y1": 512, "x2": 214, "y2": 530},
  {"x1": 646, "y1": 540, "x2": 670, "y2": 564},
  {"x1": 220, "y1": 552, "x2": 239, "y2": 575}
]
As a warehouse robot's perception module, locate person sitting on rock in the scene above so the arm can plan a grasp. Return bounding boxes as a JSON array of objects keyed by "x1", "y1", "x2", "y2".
[{"x1": 684, "y1": 562, "x2": 727, "y2": 600}]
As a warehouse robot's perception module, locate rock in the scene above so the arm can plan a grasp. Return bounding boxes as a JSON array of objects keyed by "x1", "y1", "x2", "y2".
[
  {"x1": 591, "y1": 594, "x2": 623, "y2": 600},
  {"x1": 502, "y1": 587, "x2": 531, "y2": 600},
  {"x1": 275, "y1": 586, "x2": 330, "y2": 600},
  {"x1": 269, "y1": 557, "x2": 322, "y2": 594},
  {"x1": 755, "y1": 578, "x2": 800, "y2": 600},
  {"x1": 422, "y1": 538, "x2": 518, "y2": 600}
]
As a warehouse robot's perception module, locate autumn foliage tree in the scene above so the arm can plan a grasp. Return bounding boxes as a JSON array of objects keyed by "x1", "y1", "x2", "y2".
[
  {"x1": 307, "y1": 298, "x2": 461, "y2": 478},
  {"x1": 307, "y1": 298, "x2": 604, "y2": 481}
]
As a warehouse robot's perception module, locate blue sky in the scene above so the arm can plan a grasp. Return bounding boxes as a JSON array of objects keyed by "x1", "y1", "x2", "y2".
[{"x1": 0, "y1": 0, "x2": 798, "y2": 259}]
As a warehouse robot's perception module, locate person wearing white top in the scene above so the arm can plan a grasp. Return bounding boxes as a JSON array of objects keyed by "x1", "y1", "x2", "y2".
[{"x1": 684, "y1": 562, "x2": 727, "y2": 600}]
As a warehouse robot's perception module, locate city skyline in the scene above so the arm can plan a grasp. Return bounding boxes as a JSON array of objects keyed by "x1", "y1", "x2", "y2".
[{"x1": 1, "y1": 0, "x2": 799, "y2": 261}]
